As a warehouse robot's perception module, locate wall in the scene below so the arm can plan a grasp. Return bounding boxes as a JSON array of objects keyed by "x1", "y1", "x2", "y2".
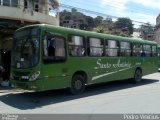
[{"x1": 0, "y1": 6, "x2": 59, "y2": 25}]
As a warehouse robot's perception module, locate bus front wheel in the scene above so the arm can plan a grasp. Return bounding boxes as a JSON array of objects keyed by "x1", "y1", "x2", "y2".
[
  {"x1": 132, "y1": 69, "x2": 142, "y2": 83},
  {"x1": 70, "y1": 74, "x2": 85, "y2": 94}
]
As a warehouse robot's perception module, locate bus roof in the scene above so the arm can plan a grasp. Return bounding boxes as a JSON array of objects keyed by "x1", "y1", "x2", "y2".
[{"x1": 16, "y1": 24, "x2": 157, "y2": 45}]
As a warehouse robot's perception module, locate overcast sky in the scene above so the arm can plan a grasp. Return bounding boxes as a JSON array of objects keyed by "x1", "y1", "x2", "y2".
[{"x1": 60, "y1": 0, "x2": 160, "y2": 25}]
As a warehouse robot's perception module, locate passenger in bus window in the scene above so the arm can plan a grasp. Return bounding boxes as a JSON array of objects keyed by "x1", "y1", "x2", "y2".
[
  {"x1": 48, "y1": 38, "x2": 55, "y2": 56},
  {"x1": 81, "y1": 48, "x2": 85, "y2": 55},
  {"x1": 141, "y1": 51, "x2": 145, "y2": 57},
  {"x1": 70, "y1": 46, "x2": 77, "y2": 56},
  {"x1": 77, "y1": 47, "x2": 85, "y2": 56}
]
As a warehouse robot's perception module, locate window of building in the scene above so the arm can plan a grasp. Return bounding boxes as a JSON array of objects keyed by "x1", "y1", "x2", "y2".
[
  {"x1": 34, "y1": 0, "x2": 39, "y2": 12},
  {"x1": 3, "y1": 0, "x2": 10, "y2": 6},
  {"x1": 152, "y1": 45, "x2": 157, "y2": 57},
  {"x1": 143, "y1": 45, "x2": 152, "y2": 57},
  {"x1": 24, "y1": 0, "x2": 28, "y2": 9},
  {"x1": 68, "y1": 35, "x2": 85, "y2": 56},
  {"x1": 120, "y1": 42, "x2": 131, "y2": 57},
  {"x1": 88, "y1": 38, "x2": 104, "y2": 57},
  {"x1": 106, "y1": 40, "x2": 119, "y2": 57},
  {"x1": 43, "y1": 34, "x2": 66, "y2": 63},
  {"x1": 133, "y1": 44, "x2": 143, "y2": 57},
  {"x1": 1, "y1": 0, "x2": 18, "y2": 7},
  {"x1": 11, "y1": 0, "x2": 18, "y2": 7}
]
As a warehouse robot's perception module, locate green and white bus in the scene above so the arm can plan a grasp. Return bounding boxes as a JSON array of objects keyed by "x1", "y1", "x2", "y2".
[{"x1": 11, "y1": 24, "x2": 158, "y2": 94}]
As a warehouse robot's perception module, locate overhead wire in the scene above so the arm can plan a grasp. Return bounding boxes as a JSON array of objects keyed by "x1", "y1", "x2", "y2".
[
  {"x1": 59, "y1": 3, "x2": 155, "y2": 27},
  {"x1": 59, "y1": 0, "x2": 157, "y2": 17}
]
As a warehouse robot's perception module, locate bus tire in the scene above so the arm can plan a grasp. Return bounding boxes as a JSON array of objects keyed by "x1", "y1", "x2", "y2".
[
  {"x1": 70, "y1": 74, "x2": 85, "y2": 95},
  {"x1": 132, "y1": 69, "x2": 142, "y2": 83}
]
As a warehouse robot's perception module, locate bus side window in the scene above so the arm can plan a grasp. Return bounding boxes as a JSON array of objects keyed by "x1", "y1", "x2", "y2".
[
  {"x1": 120, "y1": 42, "x2": 131, "y2": 57},
  {"x1": 88, "y1": 38, "x2": 104, "y2": 57},
  {"x1": 43, "y1": 34, "x2": 66, "y2": 63},
  {"x1": 68, "y1": 35, "x2": 85, "y2": 57},
  {"x1": 152, "y1": 45, "x2": 157, "y2": 57},
  {"x1": 43, "y1": 36, "x2": 55, "y2": 57},
  {"x1": 106, "y1": 40, "x2": 119, "y2": 57},
  {"x1": 133, "y1": 44, "x2": 142, "y2": 57},
  {"x1": 48, "y1": 38, "x2": 55, "y2": 56},
  {"x1": 143, "y1": 45, "x2": 152, "y2": 57}
]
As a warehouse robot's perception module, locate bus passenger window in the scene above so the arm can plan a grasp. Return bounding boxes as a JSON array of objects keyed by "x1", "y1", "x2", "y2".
[
  {"x1": 68, "y1": 35, "x2": 85, "y2": 56},
  {"x1": 152, "y1": 46, "x2": 157, "y2": 57},
  {"x1": 48, "y1": 38, "x2": 55, "y2": 56},
  {"x1": 43, "y1": 35, "x2": 66, "y2": 63},
  {"x1": 106, "y1": 40, "x2": 119, "y2": 57},
  {"x1": 120, "y1": 42, "x2": 131, "y2": 57},
  {"x1": 133, "y1": 44, "x2": 142, "y2": 57},
  {"x1": 143, "y1": 45, "x2": 152, "y2": 57},
  {"x1": 89, "y1": 38, "x2": 104, "y2": 57}
]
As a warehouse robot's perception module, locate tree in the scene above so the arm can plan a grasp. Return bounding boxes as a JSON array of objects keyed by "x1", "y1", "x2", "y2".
[
  {"x1": 71, "y1": 8, "x2": 77, "y2": 13},
  {"x1": 85, "y1": 16, "x2": 94, "y2": 29},
  {"x1": 114, "y1": 18, "x2": 133, "y2": 35},
  {"x1": 93, "y1": 26, "x2": 110, "y2": 34},
  {"x1": 59, "y1": 10, "x2": 72, "y2": 26},
  {"x1": 94, "y1": 16, "x2": 103, "y2": 27}
]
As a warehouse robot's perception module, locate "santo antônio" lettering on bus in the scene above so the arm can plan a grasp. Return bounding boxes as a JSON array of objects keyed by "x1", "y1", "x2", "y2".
[{"x1": 95, "y1": 59, "x2": 132, "y2": 70}]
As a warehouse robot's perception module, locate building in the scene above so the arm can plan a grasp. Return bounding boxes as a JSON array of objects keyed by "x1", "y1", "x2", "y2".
[
  {"x1": 0, "y1": 0, "x2": 59, "y2": 81},
  {"x1": 155, "y1": 14, "x2": 160, "y2": 44},
  {"x1": 140, "y1": 24, "x2": 155, "y2": 41},
  {"x1": 61, "y1": 20, "x2": 81, "y2": 29},
  {"x1": 131, "y1": 28, "x2": 141, "y2": 38}
]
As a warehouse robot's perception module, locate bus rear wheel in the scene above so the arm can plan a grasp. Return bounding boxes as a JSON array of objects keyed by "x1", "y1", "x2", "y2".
[
  {"x1": 70, "y1": 74, "x2": 85, "y2": 94},
  {"x1": 132, "y1": 69, "x2": 142, "y2": 83}
]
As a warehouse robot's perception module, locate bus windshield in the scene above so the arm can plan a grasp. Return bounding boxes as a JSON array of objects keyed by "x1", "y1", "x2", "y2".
[{"x1": 12, "y1": 27, "x2": 40, "y2": 69}]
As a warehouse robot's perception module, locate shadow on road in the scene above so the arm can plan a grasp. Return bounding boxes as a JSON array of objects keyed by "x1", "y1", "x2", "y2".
[{"x1": 0, "y1": 78, "x2": 159, "y2": 110}]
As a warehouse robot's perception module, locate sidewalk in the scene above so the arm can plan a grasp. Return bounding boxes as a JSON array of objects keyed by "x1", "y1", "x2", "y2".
[
  {"x1": 0, "y1": 86, "x2": 28, "y2": 93},
  {"x1": 0, "y1": 86, "x2": 13, "y2": 93},
  {"x1": 0, "y1": 82, "x2": 26, "y2": 93},
  {"x1": 0, "y1": 85, "x2": 32, "y2": 94}
]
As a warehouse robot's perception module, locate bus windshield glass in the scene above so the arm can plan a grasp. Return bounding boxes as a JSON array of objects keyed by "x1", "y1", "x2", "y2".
[{"x1": 12, "y1": 27, "x2": 40, "y2": 69}]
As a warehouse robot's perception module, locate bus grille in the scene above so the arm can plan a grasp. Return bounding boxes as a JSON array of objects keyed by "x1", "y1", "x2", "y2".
[
  {"x1": 13, "y1": 76, "x2": 29, "y2": 82},
  {"x1": 16, "y1": 82, "x2": 27, "y2": 88},
  {"x1": 13, "y1": 71, "x2": 30, "y2": 76}
]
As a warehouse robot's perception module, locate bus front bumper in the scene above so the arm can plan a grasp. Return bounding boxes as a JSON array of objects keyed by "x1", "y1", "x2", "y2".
[{"x1": 11, "y1": 81, "x2": 38, "y2": 91}]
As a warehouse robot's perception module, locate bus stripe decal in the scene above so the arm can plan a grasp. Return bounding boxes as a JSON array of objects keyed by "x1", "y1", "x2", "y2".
[{"x1": 92, "y1": 67, "x2": 132, "y2": 81}]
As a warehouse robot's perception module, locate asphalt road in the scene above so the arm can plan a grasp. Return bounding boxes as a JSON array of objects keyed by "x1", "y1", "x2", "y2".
[{"x1": 0, "y1": 72, "x2": 160, "y2": 114}]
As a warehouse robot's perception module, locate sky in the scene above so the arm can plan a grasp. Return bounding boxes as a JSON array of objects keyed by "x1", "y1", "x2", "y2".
[{"x1": 60, "y1": 0, "x2": 160, "y2": 26}]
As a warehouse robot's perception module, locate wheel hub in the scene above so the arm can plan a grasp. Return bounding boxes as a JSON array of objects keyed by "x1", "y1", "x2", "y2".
[{"x1": 75, "y1": 80, "x2": 82, "y2": 90}]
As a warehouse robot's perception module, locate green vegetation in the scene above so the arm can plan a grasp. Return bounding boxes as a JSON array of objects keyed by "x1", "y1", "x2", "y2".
[
  {"x1": 114, "y1": 18, "x2": 133, "y2": 35},
  {"x1": 60, "y1": 9, "x2": 134, "y2": 36}
]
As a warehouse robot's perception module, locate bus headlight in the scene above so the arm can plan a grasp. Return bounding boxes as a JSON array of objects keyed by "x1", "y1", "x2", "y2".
[{"x1": 29, "y1": 71, "x2": 40, "y2": 81}]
